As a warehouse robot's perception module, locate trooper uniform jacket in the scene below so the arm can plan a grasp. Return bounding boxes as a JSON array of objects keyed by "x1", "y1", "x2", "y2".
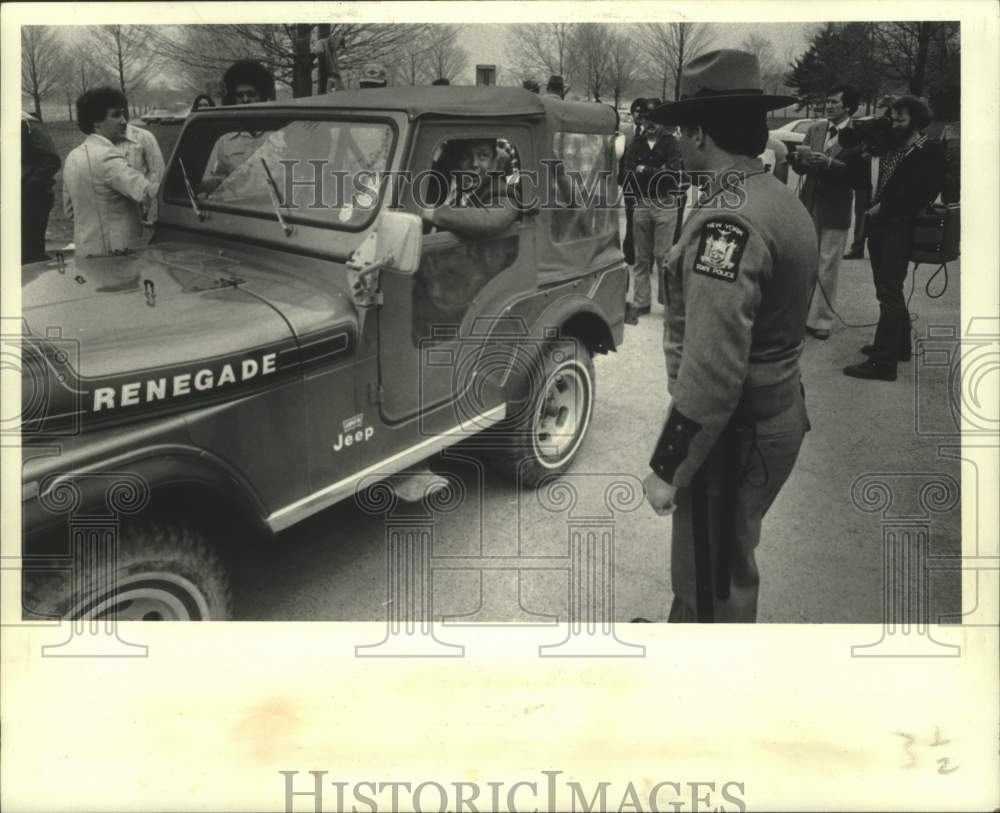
[{"x1": 650, "y1": 156, "x2": 818, "y2": 488}]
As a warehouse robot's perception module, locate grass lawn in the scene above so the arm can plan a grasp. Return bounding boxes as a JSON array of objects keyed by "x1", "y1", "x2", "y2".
[{"x1": 43, "y1": 120, "x2": 183, "y2": 246}]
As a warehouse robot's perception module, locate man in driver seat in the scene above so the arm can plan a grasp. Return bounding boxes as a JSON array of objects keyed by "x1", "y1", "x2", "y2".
[{"x1": 416, "y1": 138, "x2": 517, "y2": 239}]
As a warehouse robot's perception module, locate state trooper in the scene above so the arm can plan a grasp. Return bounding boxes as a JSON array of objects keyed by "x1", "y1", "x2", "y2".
[{"x1": 641, "y1": 50, "x2": 818, "y2": 622}]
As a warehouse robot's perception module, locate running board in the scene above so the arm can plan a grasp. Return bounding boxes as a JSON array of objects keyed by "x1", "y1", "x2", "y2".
[{"x1": 266, "y1": 404, "x2": 507, "y2": 533}]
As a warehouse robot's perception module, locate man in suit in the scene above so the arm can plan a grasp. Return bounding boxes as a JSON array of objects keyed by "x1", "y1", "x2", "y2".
[
  {"x1": 844, "y1": 96, "x2": 944, "y2": 381},
  {"x1": 787, "y1": 84, "x2": 862, "y2": 340}
]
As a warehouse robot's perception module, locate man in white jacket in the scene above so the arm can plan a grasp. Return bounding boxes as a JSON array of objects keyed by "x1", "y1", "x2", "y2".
[{"x1": 63, "y1": 87, "x2": 159, "y2": 257}]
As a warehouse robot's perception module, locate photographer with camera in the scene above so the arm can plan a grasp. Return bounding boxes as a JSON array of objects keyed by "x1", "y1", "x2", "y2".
[{"x1": 842, "y1": 96, "x2": 945, "y2": 381}]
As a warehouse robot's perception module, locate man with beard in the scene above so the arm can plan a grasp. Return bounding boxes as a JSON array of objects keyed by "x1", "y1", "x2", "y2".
[
  {"x1": 843, "y1": 96, "x2": 944, "y2": 381},
  {"x1": 641, "y1": 50, "x2": 816, "y2": 622}
]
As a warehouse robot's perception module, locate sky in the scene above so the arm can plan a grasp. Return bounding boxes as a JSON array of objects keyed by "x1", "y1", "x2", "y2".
[{"x1": 456, "y1": 22, "x2": 815, "y2": 88}]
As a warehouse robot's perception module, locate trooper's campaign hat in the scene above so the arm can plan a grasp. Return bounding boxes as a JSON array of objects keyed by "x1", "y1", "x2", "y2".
[{"x1": 647, "y1": 49, "x2": 796, "y2": 125}]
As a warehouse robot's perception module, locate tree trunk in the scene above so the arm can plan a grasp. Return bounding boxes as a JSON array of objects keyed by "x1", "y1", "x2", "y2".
[
  {"x1": 911, "y1": 22, "x2": 931, "y2": 95},
  {"x1": 32, "y1": 91, "x2": 43, "y2": 121},
  {"x1": 292, "y1": 24, "x2": 314, "y2": 98},
  {"x1": 316, "y1": 23, "x2": 331, "y2": 94}
]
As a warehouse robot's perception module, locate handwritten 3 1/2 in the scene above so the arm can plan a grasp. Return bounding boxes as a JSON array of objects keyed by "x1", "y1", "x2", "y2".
[{"x1": 894, "y1": 727, "x2": 959, "y2": 774}]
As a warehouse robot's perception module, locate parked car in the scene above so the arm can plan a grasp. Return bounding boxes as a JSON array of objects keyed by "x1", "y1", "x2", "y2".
[
  {"x1": 769, "y1": 117, "x2": 815, "y2": 149},
  {"x1": 19, "y1": 88, "x2": 628, "y2": 621},
  {"x1": 159, "y1": 107, "x2": 190, "y2": 124},
  {"x1": 140, "y1": 108, "x2": 171, "y2": 124}
]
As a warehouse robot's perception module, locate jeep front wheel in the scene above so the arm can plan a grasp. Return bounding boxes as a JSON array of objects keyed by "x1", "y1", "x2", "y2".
[
  {"x1": 488, "y1": 337, "x2": 595, "y2": 487},
  {"x1": 23, "y1": 520, "x2": 233, "y2": 621}
]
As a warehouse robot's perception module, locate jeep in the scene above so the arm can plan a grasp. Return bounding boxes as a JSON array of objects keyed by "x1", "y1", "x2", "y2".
[{"x1": 20, "y1": 87, "x2": 628, "y2": 620}]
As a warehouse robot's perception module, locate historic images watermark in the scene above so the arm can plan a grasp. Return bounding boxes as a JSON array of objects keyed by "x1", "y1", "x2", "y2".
[
  {"x1": 280, "y1": 770, "x2": 747, "y2": 813},
  {"x1": 274, "y1": 162, "x2": 748, "y2": 215},
  {"x1": 851, "y1": 318, "x2": 999, "y2": 657}
]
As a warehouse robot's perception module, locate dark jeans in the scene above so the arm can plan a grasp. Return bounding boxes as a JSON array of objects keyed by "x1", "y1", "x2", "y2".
[
  {"x1": 867, "y1": 219, "x2": 913, "y2": 366},
  {"x1": 22, "y1": 191, "x2": 53, "y2": 264},
  {"x1": 622, "y1": 197, "x2": 636, "y2": 265},
  {"x1": 850, "y1": 187, "x2": 869, "y2": 253}
]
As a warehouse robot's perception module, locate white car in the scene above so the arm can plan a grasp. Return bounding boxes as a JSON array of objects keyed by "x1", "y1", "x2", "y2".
[
  {"x1": 140, "y1": 108, "x2": 171, "y2": 125},
  {"x1": 159, "y1": 107, "x2": 190, "y2": 124},
  {"x1": 769, "y1": 118, "x2": 816, "y2": 149}
]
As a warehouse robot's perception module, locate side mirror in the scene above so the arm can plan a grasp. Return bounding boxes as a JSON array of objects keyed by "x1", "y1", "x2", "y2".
[
  {"x1": 348, "y1": 211, "x2": 423, "y2": 275},
  {"x1": 346, "y1": 211, "x2": 423, "y2": 308}
]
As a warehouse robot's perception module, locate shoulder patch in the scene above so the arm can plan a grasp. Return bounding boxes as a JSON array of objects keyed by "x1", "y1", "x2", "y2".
[{"x1": 692, "y1": 220, "x2": 748, "y2": 283}]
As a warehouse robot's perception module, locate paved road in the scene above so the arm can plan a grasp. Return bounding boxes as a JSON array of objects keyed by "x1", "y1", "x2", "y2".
[{"x1": 235, "y1": 256, "x2": 963, "y2": 624}]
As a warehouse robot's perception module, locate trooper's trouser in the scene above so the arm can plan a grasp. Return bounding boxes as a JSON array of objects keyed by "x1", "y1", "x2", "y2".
[{"x1": 667, "y1": 381, "x2": 810, "y2": 623}]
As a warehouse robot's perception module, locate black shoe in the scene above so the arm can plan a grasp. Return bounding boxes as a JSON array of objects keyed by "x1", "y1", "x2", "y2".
[
  {"x1": 843, "y1": 360, "x2": 897, "y2": 381},
  {"x1": 861, "y1": 344, "x2": 911, "y2": 362},
  {"x1": 624, "y1": 304, "x2": 650, "y2": 324},
  {"x1": 843, "y1": 250, "x2": 864, "y2": 260}
]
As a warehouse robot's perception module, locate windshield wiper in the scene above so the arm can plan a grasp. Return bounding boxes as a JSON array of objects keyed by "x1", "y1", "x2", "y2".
[
  {"x1": 260, "y1": 157, "x2": 294, "y2": 237},
  {"x1": 178, "y1": 158, "x2": 205, "y2": 221}
]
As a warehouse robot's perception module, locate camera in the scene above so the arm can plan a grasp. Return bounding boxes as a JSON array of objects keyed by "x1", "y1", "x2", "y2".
[{"x1": 839, "y1": 116, "x2": 894, "y2": 155}]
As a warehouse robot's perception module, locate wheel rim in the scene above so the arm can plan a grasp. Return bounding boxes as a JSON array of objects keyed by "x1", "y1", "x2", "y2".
[
  {"x1": 531, "y1": 361, "x2": 592, "y2": 468},
  {"x1": 71, "y1": 572, "x2": 212, "y2": 621}
]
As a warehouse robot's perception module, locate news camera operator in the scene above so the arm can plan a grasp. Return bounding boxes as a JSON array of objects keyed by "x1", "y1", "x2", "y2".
[{"x1": 842, "y1": 96, "x2": 945, "y2": 382}]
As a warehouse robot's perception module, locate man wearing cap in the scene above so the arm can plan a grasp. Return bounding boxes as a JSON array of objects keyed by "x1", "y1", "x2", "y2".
[
  {"x1": 620, "y1": 97, "x2": 683, "y2": 321},
  {"x1": 359, "y1": 63, "x2": 388, "y2": 89},
  {"x1": 641, "y1": 50, "x2": 817, "y2": 622}
]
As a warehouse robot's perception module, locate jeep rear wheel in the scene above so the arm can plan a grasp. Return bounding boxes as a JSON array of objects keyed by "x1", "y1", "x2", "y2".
[
  {"x1": 23, "y1": 520, "x2": 233, "y2": 621},
  {"x1": 488, "y1": 337, "x2": 595, "y2": 487}
]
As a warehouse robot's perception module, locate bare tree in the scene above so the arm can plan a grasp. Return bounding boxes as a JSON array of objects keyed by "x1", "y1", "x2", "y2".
[
  {"x1": 607, "y1": 31, "x2": 638, "y2": 109},
  {"x1": 150, "y1": 24, "x2": 437, "y2": 97},
  {"x1": 424, "y1": 25, "x2": 468, "y2": 83},
  {"x1": 390, "y1": 28, "x2": 433, "y2": 85},
  {"x1": 21, "y1": 26, "x2": 63, "y2": 120},
  {"x1": 59, "y1": 50, "x2": 110, "y2": 121},
  {"x1": 569, "y1": 24, "x2": 612, "y2": 102},
  {"x1": 871, "y1": 21, "x2": 959, "y2": 95},
  {"x1": 86, "y1": 26, "x2": 161, "y2": 111},
  {"x1": 741, "y1": 32, "x2": 789, "y2": 114},
  {"x1": 507, "y1": 23, "x2": 575, "y2": 91},
  {"x1": 640, "y1": 22, "x2": 715, "y2": 101}
]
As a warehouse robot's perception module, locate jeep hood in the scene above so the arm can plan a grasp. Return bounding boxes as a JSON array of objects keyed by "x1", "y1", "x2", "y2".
[
  {"x1": 22, "y1": 242, "x2": 354, "y2": 375},
  {"x1": 20, "y1": 242, "x2": 357, "y2": 432}
]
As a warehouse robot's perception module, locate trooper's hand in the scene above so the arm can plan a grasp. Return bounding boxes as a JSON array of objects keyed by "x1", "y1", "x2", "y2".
[{"x1": 643, "y1": 471, "x2": 677, "y2": 516}]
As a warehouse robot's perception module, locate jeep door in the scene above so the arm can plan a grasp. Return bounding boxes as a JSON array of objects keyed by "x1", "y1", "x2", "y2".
[{"x1": 375, "y1": 122, "x2": 537, "y2": 434}]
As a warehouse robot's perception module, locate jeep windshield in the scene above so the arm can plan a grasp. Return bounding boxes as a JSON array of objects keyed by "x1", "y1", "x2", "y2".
[{"x1": 164, "y1": 116, "x2": 396, "y2": 231}]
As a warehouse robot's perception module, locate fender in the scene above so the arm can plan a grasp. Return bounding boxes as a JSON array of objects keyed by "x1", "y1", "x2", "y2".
[
  {"x1": 533, "y1": 292, "x2": 618, "y2": 354},
  {"x1": 23, "y1": 444, "x2": 270, "y2": 540}
]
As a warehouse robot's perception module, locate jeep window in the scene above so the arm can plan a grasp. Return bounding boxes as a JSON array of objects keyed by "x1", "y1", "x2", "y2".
[
  {"x1": 550, "y1": 132, "x2": 617, "y2": 243},
  {"x1": 423, "y1": 137, "x2": 520, "y2": 214},
  {"x1": 165, "y1": 117, "x2": 395, "y2": 230}
]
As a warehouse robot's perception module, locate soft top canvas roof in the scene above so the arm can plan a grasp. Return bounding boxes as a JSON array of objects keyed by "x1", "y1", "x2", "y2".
[{"x1": 237, "y1": 87, "x2": 617, "y2": 133}]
